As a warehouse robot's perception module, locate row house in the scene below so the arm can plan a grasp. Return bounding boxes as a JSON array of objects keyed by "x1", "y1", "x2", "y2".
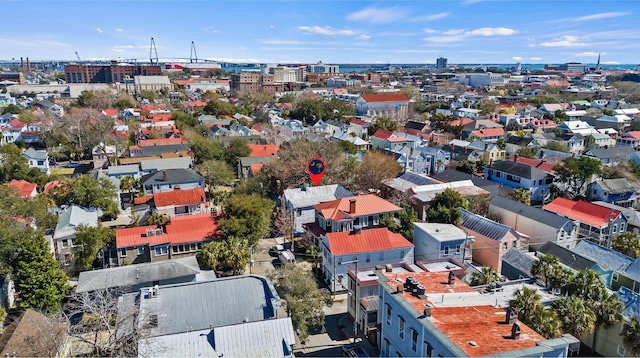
[
  {"x1": 543, "y1": 197, "x2": 627, "y2": 247},
  {"x1": 587, "y1": 178, "x2": 638, "y2": 208},
  {"x1": 115, "y1": 213, "x2": 219, "y2": 265}
]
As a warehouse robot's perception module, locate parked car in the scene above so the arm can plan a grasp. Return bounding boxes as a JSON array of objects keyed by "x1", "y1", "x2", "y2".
[
  {"x1": 269, "y1": 244, "x2": 285, "y2": 257},
  {"x1": 278, "y1": 249, "x2": 295, "y2": 265}
]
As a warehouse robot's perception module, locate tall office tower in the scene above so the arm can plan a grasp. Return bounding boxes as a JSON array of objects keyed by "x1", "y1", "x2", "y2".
[{"x1": 436, "y1": 57, "x2": 448, "y2": 70}]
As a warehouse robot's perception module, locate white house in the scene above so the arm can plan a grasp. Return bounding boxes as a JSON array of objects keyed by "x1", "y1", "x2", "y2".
[
  {"x1": 22, "y1": 148, "x2": 50, "y2": 175},
  {"x1": 281, "y1": 184, "x2": 353, "y2": 232}
]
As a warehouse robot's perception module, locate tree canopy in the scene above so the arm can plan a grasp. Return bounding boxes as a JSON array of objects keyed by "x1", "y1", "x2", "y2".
[
  {"x1": 553, "y1": 156, "x2": 603, "y2": 198},
  {"x1": 51, "y1": 175, "x2": 118, "y2": 218},
  {"x1": 427, "y1": 188, "x2": 468, "y2": 224},
  {"x1": 218, "y1": 194, "x2": 274, "y2": 247},
  {"x1": 367, "y1": 117, "x2": 399, "y2": 135},
  {"x1": 611, "y1": 232, "x2": 640, "y2": 258},
  {"x1": 197, "y1": 237, "x2": 251, "y2": 275},
  {"x1": 355, "y1": 151, "x2": 401, "y2": 193},
  {"x1": 267, "y1": 264, "x2": 333, "y2": 342},
  {"x1": 73, "y1": 224, "x2": 114, "y2": 270}
]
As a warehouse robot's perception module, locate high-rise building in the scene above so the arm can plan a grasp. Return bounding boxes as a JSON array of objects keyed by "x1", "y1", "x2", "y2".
[
  {"x1": 307, "y1": 61, "x2": 339, "y2": 74},
  {"x1": 436, "y1": 57, "x2": 448, "y2": 70}
]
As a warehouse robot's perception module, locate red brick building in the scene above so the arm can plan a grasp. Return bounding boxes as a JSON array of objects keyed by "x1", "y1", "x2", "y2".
[{"x1": 64, "y1": 61, "x2": 162, "y2": 83}]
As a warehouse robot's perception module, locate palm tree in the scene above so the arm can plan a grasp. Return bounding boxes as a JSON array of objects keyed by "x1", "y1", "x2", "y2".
[
  {"x1": 119, "y1": 175, "x2": 138, "y2": 203},
  {"x1": 591, "y1": 293, "x2": 624, "y2": 354},
  {"x1": 612, "y1": 232, "x2": 640, "y2": 258},
  {"x1": 529, "y1": 309, "x2": 562, "y2": 339},
  {"x1": 147, "y1": 213, "x2": 168, "y2": 226},
  {"x1": 509, "y1": 287, "x2": 543, "y2": 323},
  {"x1": 549, "y1": 267, "x2": 574, "y2": 294},
  {"x1": 509, "y1": 188, "x2": 531, "y2": 205},
  {"x1": 568, "y1": 270, "x2": 607, "y2": 301},
  {"x1": 469, "y1": 266, "x2": 503, "y2": 286},
  {"x1": 553, "y1": 295, "x2": 596, "y2": 338},
  {"x1": 621, "y1": 316, "x2": 640, "y2": 356},
  {"x1": 531, "y1": 254, "x2": 560, "y2": 288},
  {"x1": 223, "y1": 237, "x2": 251, "y2": 275}
]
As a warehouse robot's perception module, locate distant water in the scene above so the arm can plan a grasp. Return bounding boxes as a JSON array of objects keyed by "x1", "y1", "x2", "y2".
[{"x1": 221, "y1": 64, "x2": 636, "y2": 73}]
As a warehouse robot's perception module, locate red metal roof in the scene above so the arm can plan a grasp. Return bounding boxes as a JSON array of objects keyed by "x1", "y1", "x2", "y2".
[
  {"x1": 361, "y1": 93, "x2": 410, "y2": 103},
  {"x1": 247, "y1": 144, "x2": 280, "y2": 157},
  {"x1": 101, "y1": 109, "x2": 118, "y2": 117},
  {"x1": 6, "y1": 179, "x2": 37, "y2": 198},
  {"x1": 371, "y1": 129, "x2": 395, "y2": 139},
  {"x1": 134, "y1": 195, "x2": 153, "y2": 205},
  {"x1": 515, "y1": 157, "x2": 556, "y2": 173},
  {"x1": 325, "y1": 227, "x2": 412, "y2": 255},
  {"x1": 543, "y1": 197, "x2": 621, "y2": 228},
  {"x1": 153, "y1": 188, "x2": 206, "y2": 207},
  {"x1": 350, "y1": 119, "x2": 368, "y2": 126},
  {"x1": 448, "y1": 117, "x2": 474, "y2": 127},
  {"x1": 314, "y1": 194, "x2": 401, "y2": 221},
  {"x1": 187, "y1": 101, "x2": 207, "y2": 107},
  {"x1": 622, "y1": 131, "x2": 640, "y2": 140},
  {"x1": 116, "y1": 213, "x2": 219, "y2": 248}
]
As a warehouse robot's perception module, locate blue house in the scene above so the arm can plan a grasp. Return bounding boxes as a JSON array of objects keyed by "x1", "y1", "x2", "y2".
[
  {"x1": 484, "y1": 160, "x2": 555, "y2": 203},
  {"x1": 413, "y1": 223, "x2": 472, "y2": 263},
  {"x1": 587, "y1": 178, "x2": 638, "y2": 208}
]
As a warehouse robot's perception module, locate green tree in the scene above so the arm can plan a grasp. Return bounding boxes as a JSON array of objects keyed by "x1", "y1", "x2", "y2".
[
  {"x1": 427, "y1": 188, "x2": 468, "y2": 224},
  {"x1": 509, "y1": 188, "x2": 531, "y2": 205},
  {"x1": 0, "y1": 143, "x2": 32, "y2": 183},
  {"x1": 119, "y1": 175, "x2": 139, "y2": 203},
  {"x1": 467, "y1": 195, "x2": 490, "y2": 217},
  {"x1": 379, "y1": 209, "x2": 419, "y2": 241},
  {"x1": 73, "y1": 224, "x2": 114, "y2": 270},
  {"x1": 612, "y1": 232, "x2": 640, "y2": 258},
  {"x1": 324, "y1": 98, "x2": 355, "y2": 121},
  {"x1": 267, "y1": 264, "x2": 333, "y2": 342},
  {"x1": 548, "y1": 266, "x2": 574, "y2": 294},
  {"x1": 553, "y1": 156, "x2": 603, "y2": 198},
  {"x1": 543, "y1": 141, "x2": 570, "y2": 153},
  {"x1": 509, "y1": 286, "x2": 561, "y2": 338},
  {"x1": 197, "y1": 237, "x2": 251, "y2": 275},
  {"x1": 469, "y1": 266, "x2": 503, "y2": 286},
  {"x1": 113, "y1": 98, "x2": 135, "y2": 110},
  {"x1": 368, "y1": 117, "x2": 399, "y2": 135},
  {"x1": 52, "y1": 175, "x2": 118, "y2": 219},
  {"x1": 13, "y1": 234, "x2": 70, "y2": 312},
  {"x1": 218, "y1": 194, "x2": 274, "y2": 247},
  {"x1": 339, "y1": 140, "x2": 358, "y2": 155},
  {"x1": 233, "y1": 175, "x2": 268, "y2": 197},
  {"x1": 147, "y1": 213, "x2": 168, "y2": 226},
  {"x1": 621, "y1": 317, "x2": 640, "y2": 356},
  {"x1": 224, "y1": 137, "x2": 251, "y2": 167},
  {"x1": 590, "y1": 292, "x2": 623, "y2": 353},
  {"x1": 203, "y1": 100, "x2": 238, "y2": 117},
  {"x1": 531, "y1": 254, "x2": 560, "y2": 287},
  {"x1": 530, "y1": 309, "x2": 562, "y2": 339},
  {"x1": 516, "y1": 147, "x2": 536, "y2": 159},
  {"x1": 553, "y1": 295, "x2": 596, "y2": 338},
  {"x1": 1, "y1": 104, "x2": 21, "y2": 114},
  {"x1": 188, "y1": 134, "x2": 225, "y2": 165},
  {"x1": 76, "y1": 90, "x2": 95, "y2": 107},
  {"x1": 289, "y1": 98, "x2": 325, "y2": 123},
  {"x1": 199, "y1": 159, "x2": 236, "y2": 188},
  {"x1": 139, "y1": 90, "x2": 157, "y2": 102},
  {"x1": 567, "y1": 270, "x2": 607, "y2": 302}
]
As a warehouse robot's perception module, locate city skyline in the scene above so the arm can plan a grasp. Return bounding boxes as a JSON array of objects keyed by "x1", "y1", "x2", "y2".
[{"x1": 2, "y1": 0, "x2": 639, "y2": 65}]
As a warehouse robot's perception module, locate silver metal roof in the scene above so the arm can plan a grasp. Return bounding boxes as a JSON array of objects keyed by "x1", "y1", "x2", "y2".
[{"x1": 283, "y1": 184, "x2": 353, "y2": 209}]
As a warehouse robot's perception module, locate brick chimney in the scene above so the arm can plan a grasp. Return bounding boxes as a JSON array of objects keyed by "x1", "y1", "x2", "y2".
[
  {"x1": 349, "y1": 199, "x2": 356, "y2": 214},
  {"x1": 26, "y1": 57, "x2": 30, "y2": 71},
  {"x1": 514, "y1": 154, "x2": 518, "y2": 163},
  {"x1": 162, "y1": 170, "x2": 167, "y2": 181}
]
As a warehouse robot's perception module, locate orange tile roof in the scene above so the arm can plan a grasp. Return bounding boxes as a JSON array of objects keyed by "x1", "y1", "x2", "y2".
[
  {"x1": 247, "y1": 144, "x2": 280, "y2": 157},
  {"x1": 471, "y1": 128, "x2": 505, "y2": 137},
  {"x1": 102, "y1": 109, "x2": 118, "y2": 117},
  {"x1": 314, "y1": 194, "x2": 401, "y2": 221},
  {"x1": 116, "y1": 213, "x2": 219, "y2": 248},
  {"x1": 449, "y1": 117, "x2": 474, "y2": 127},
  {"x1": 543, "y1": 197, "x2": 621, "y2": 228},
  {"x1": 187, "y1": 101, "x2": 207, "y2": 107},
  {"x1": 138, "y1": 138, "x2": 188, "y2": 147},
  {"x1": 325, "y1": 227, "x2": 412, "y2": 255},
  {"x1": 141, "y1": 105, "x2": 165, "y2": 113},
  {"x1": 134, "y1": 195, "x2": 153, "y2": 205},
  {"x1": 622, "y1": 131, "x2": 640, "y2": 140},
  {"x1": 249, "y1": 163, "x2": 264, "y2": 175},
  {"x1": 153, "y1": 188, "x2": 206, "y2": 207},
  {"x1": 6, "y1": 179, "x2": 37, "y2": 198},
  {"x1": 383, "y1": 272, "x2": 545, "y2": 357},
  {"x1": 361, "y1": 93, "x2": 410, "y2": 103}
]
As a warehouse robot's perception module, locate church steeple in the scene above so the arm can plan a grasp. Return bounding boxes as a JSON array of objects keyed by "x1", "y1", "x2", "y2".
[{"x1": 595, "y1": 52, "x2": 601, "y2": 71}]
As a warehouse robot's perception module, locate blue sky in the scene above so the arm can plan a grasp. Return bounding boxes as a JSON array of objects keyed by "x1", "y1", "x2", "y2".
[{"x1": 2, "y1": 0, "x2": 638, "y2": 64}]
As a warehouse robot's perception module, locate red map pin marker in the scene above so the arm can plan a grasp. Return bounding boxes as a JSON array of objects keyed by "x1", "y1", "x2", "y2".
[{"x1": 307, "y1": 157, "x2": 326, "y2": 186}]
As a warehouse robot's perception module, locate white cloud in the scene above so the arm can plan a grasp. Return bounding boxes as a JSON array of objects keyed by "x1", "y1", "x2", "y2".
[
  {"x1": 443, "y1": 29, "x2": 466, "y2": 35},
  {"x1": 463, "y1": 0, "x2": 485, "y2": 4},
  {"x1": 574, "y1": 12, "x2": 630, "y2": 22},
  {"x1": 603, "y1": 61, "x2": 620, "y2": 65},
  {"x1": 95, "y1": 28, "x2": 103, "y2": 34},
  {"x1": 411, "y1": 12, "x2": 450, "y2": 22},
  {"x1": 423, "y1": 28, "x2": 438, "y2": 34},
  {"x1": 512, "y1": 56, "x2": 523, "y2": 61},
  {"x1": 260, "y1": 39, "x2": 302, "y2": 45},
  {"x1": 298, "y1": 26, "x2": 356, "y2": 37},
  {"x1": 530, "y1": 57, "x2": 542, "y2": 61},
  {"x1": 115, "y1": 28, "x2": 124, "y2": 32},
  {"x1": 537, "y1": 35, "x2": 588, "y2": 48},
  {"x1": 357, "y1": 34, "x2": 371, "y2": 40},
  {"x1": 270, "y1": 25, "x2": 275, "y2": 28},
  {"x1": 467, "y1": 27, "x2": 517, "y2": 36},
  {"x1": 346, "y1": 6, "x2": 407, "y2": 24},
  {"x1": 574, "y1": 52, "x2": 601, "y2": 57},
  {"x1": 111, "y1": 45, "x2": 134, "y2": 52}
]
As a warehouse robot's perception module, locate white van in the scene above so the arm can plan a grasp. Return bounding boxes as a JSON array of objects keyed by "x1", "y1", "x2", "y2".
[{"x1": 278, "y1": 250, "x2": 295, "y2": 265}]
